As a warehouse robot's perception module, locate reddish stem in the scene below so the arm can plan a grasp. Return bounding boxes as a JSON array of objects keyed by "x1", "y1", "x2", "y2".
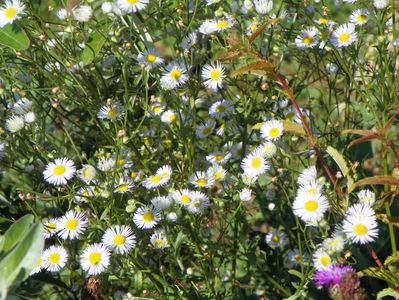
[{"x1": 366, "y1": 244, "x2": 383, "y2": 268}]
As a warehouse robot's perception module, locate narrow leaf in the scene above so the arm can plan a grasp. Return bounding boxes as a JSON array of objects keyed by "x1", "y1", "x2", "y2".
[
  {"x1": 231, "y1": 60, "x2": 275, "y2": 77},
  {"x1": 282, "y1": 121, "x2": 306, "y2": 137},
  {"x1": 350, "y1": 175, "x2": 399, "y2": 192},
  {"x1": 347, "y1": 133, "x2": 380, "y2": 148},
  {"x1": 249, "y1": 18, "x2": 280, "y2": 44},
  {"x1": 376, "y1": 288, "x2": 399, "y2": 300},
  {"x1": 0, "y1": 24, "x2": 30, "y2": 50},
  {"x1": 326, "y1": 146, "x2": 356, "y2": 191}
]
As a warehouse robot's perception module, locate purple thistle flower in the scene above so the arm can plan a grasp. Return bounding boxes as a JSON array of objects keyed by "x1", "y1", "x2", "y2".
[{"x1": 313, "y1": 265, "x2": 354, "y2": 286}]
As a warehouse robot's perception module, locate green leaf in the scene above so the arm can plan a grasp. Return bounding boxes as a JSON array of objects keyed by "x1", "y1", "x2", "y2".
[
  {"x1": 1, "y1": 215, "x2": 34, "y2": 255},
  {"x1": 82, "y1": 24, "x2": 110, "y2": 66},
  {"x1": 326, "y1": 146, "x2": 356, "y2": 192},
  {"x1": 0, "y1": 223, "x2": 44, "y2": 299},
  {"x1": 377, "y1": 288, "x2": 399, "y2": 299},
  {"x1": 0, "y1": 24, "x2": 30, "y2": 50}
]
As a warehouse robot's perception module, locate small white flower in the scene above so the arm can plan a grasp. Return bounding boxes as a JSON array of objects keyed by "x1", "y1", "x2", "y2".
[
  {"x1": 330, "y1": 23, "x2": 357, "y2": 48},
  {"x1": 186, "y1": 191, "x2": 210, "y2": 214},
  {"x1": 260, "y1": 119, "x2": 284, "y2": 141},
  {"x1": 239, "y1": 188, "x2": 253, "y2": 201},
  {"x1": 72, "y1": 5, "x2": 92, "y2": 22},
  {"x1": 160, "y1": 62, "x2": 188, "y2": 90},
  {"x1": 137, "y1": 48, "x2": 163, "y2": 69},
  {"x1": 295, "y1": 27, "x2": 319, "y2": 48},
  {"x1": 151, "y1": 196, "x2": 172, "y2": 210},
  {"x1": 189, "y1": 171, "x2": 215, "y2": 188},
  {"x1": 293, "y1": 193, "x2": 329, "y2": 224},
  {"x1": 116, "y1": 0, "x2": 149, "y2": 13},
  {"x1": 0, "y1": 0, "x2": 25, "y2": 27},
  {"x1": 56, "y1": 210, "x2": 88, "y2": 240},
  {"x1": 196, "y1": 119, "x2": 216, "y2": 139},
  {"x1": 5, "y1": 115, "x2": 24, "y2": 133},
  {"x1": 209, "y1": 99, "x2": 233, "y2": 119},
  {"x1": 349, "y1": 8, "x2": 369, "y2": 25},
  {"x1": 241, "y1": 149, "x2": 269, "y2": 177},
  {"x1": 80, "y1": 243, "x2": 111, "y2": 275},
  {"x1": 24, "y1": 111, "x2": 36, "y2": 123},
  {"x1": 43, "y1": 218, "x2": 58, "y2": 239},
  {"x1": 133, "y1": 205, "x2": 161, "y2": 229},
  {"x1": 373, "y1": 0, "x2": 388, "y2": 9},
  {"x1": 150, "y1": 230, "x2": 169, "y2": 249},
  {"x1": 201, "y1": 62, "x2": 225, "y2": 90},
  {"x1": 313, "y1": 248, "x2": 332, "y2": 270},
  {"x1": 77, "y1": 164, "x2": 97, "y2": 184},
  {"x1": 265, "y1": 229, "x2": 287, "y2": 249},
  {"x1": 357, "y1": 189, "x2": 376, "y2": 206},
  {"x1": 97, "y1": 101, "x2": 125, "y2": 121},
  {"x1": 43, "y1": 158, "x2": 76, "y2": 186},
  {"x1": 42, "y1": 245, "x2": 68, "y2": 272},
  {"x1": 253, "y1": 0, "x2": 273, "y2": 15},
  {"x1": 102, "y1": 225, "x2": 136, "y2": 255}
]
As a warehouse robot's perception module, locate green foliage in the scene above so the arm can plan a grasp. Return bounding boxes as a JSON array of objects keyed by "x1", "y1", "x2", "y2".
[{"x1": 0, "y1": 24, "x2": 29, "y2": 50}]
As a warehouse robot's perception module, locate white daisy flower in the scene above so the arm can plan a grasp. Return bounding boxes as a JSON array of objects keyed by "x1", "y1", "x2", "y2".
[
  {"x1": 312, "y1": 248, "x2": 332, "y2": 270},
  {"x1": 209, "y1": 99, "x2": 233, "y2": 119},
  {"x1": 297, "y1": 166, "x2": 317, "y2": 186},
  {"x1": 296, "y1": 180, "x2": 323, "y2": 198},
  {"x1": 97, "y1": 156, "x2": 116, "y2": 172},
  {"x1": 42, "y1": 245, "x2": 68, "y2": 272},
  {"x1": 181, "y1": 32, "x2": 198, "y2": 49},
  {"x1": 5, "y1": 115, "x2": 24, "y2": 133},
  {"x1": 160, "y1": 62, "x2": 188, "y2": 90},
  {"x1": 214, "y1": 16, "x2": 235, "y2": 32},
  {"x1": 186, "y1": 191, "x2": 210, "y2": 214},
  {"x1": 117, "y1": 0, "x2": 149, "y2": 13},
  {"x1": 0, "y1": 0, "x2": 25, "y2": 27},
  {"x1": 172, "y1": 189, "x2": 194, "y2": 206},
  {"x1": 257, "y1": 141, "x2": 277, "y2": 158},
  {"x1": 357, "y1": 189, "x2": 376, "y2": 206},
  {"x1": 196, "y1": 119, "x2": 216, "y2": 139},
  {"x1": 253, "y1": 0, "x2": 273, "y2": 14},
  {"x1": 201, "y1": 62, "x2": 225, "y2": 90},
  {"x1": 207, "y1": 165, "x2": 227, "y2": 182},
  {"x1": 156, "y1": 165, "x2": 173, "y2": 182},
  {"x1": 30, "y1": 256, "x2": 44, "y2": 275},
  {"x1": 198, "y1": 20, "x2": 218, "y2": 35},
  {"x1": 72, "y1": 5, "x2": 92, "y2": 22},
  {"x1": 373, "y1": 0, "x2": 388, "y2": 9},
  {"x1": 241, "y1": 149, "x2": 269, "y2": 177},
  {"x1": 149, "y1": 102, "x2": 166, "y2": 116},
  {"x1": 322, "y1": 232, "x2": 346, "y2": 253},
  {"x1": 342, "y1": 204, "x2": 379, "y2": 244},
  {"x1": 206, "y1": 151, "x2": 231, "y2": 165},
  {"x1": 242, "y1": 173, "x2": 258, "y2": 185},
  {"x1": 330, "y1": 23, "x2": 357, "y2": 48},
  {"x1": 239, "y1": 188, "x2": 253, "y2": 201},
  {"x1": 260, "y1": 119, "x2": 284, "y2": 141},
  {"x1": 56, "y1": 210, "x2": 88, "y2": 240},
  {"x1": 97, "y1": 101, "x2": 125, "y2": 121},
  {"x1": 137, "y1": 48, "x2": 163, "y2": 69},
  {"x1": 43, "y1": 157, "x2": 76, "y2": 186},
  {"x1": 114, "y1": 176, "x2": 134, "y2": 194},
  {"x1": 150, "y1": 230, "x2": 169, "y2": 249},
  {"x1": 102, "y1": 225, "x2": 136, "y2": 255},
  {"x1": 151, "y1": 196, "x2": 172, "y2": 210},
  {"x1": 77, "y1": 164, "x2": 97, "y2": 184},
  {"x1": 265, "y1": 230, "x2": 287, "y2": 249},
  {"x1": 292, "y1": 193, "x2": 329, "y2": 224},
  {"x1": 189, "y1": 171, "x2": 215, "y2": 188},
  {"x1": 24, "y1": 111, "x2": 36, "y2": 123},
  {"x1": 160, "y1": 110, "x2": 178, "y2": 124},
  {"x1": 133, "y1": 205, "x2": 161, "y2": 229},
  {"x1": 142, "y1": 173, "x2": 168, "y2": 189},
  {"x1": 80, "y1": 243, "x2": 111, "y2": 275},
  {"x1": 43, "y1": 218, "x2": 58, "y2": 239},
  {"x1": 12, "y1": 97, "x2": 32, "y2": 114},
  {"x1": 349, "y1": 8, "x2": 369, "y2": 25},
  {"x1": 295, "y1": 27, "x2": 319, "y2": 48},
  {"x1": 74, "y1": 187, "x2": 95, "y2": 203}
]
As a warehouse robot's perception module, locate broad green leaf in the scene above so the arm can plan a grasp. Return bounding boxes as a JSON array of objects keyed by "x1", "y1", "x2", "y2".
[
  {"x1": 82, "y1": 24, "x2": 111, "y2": 66},
  {"x1": 0, "y1": 223, "x2": 44, "y2": 299},
  {"x1": 376, "y1": 288, "x2": 399, "y2": 299},
  {"x1": 1, "y1": 214, "x2": 33, "y2": 254},
  {"x1": 326, "y1": 146, "x2": 356, "y2": 192},
  {"x1": 0, "y1": 24, "x2": 30, "y2": 50}
]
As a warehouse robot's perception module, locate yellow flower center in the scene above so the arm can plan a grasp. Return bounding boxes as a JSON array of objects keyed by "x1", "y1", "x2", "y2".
[
  {"x1": 113, "y1": 234, "x2": 126, "y2": 246},
  {"x1": 271, "y1": 235, "x2": 280, "y2": 243},
  {"x1": 142, "y1": 211, "x2": 154, "y2": 222},
  {"x1": 338, "y1": 33, "x2": 350, "y2": 43},
  {"x1": 319, "y1": 18, "x2": 329, "y2": 25},
  {"x1": 213, "y1": 171, "x2": 223, "y2": 180},
  {"x1": 269, "y1": 127, "x2": 280, "y2": 138},
  {"x1": 180, "y1": 195, "x2": 191, "y2": 204},
  {"x1": 285, "y1": 112, "x2": 295, "y2": 121},
  {"x1": 117, "y1": 184, "x2": 129, "y2": 192},
  {"x1": 83, "y1": 168, "x2": 92, "y2": 179},
  {"x1": 217, "y1": 20, "x2": 228, "y2": 29},
  {"x1": 353, "y1": 223, "x2": 368, "y2": 236},
  {"x1": 65, "y1": 219, "x2": 78, "y2": 230},
  {"x1": 197, "y1": 178, "x2": 207, "y2": 186},
  {"x1": 49, "y1": 253, "x2": 60, "y2": 264},
  {"x1": 168, "y1": 114, "x2": 177, "y2": 123},
  {"x1": 320, "y1": 256, "x2": 330, "y2": 267},
  {"x1": 202, "y1": 127, "x2": 211, "y2": 135},
  {"x1": 5, "y1": 7, "x2": 17, "y2": 19},
  {"x1": 153, "y1": 106, "x2": 161, "y2": 113},
  {"x1": 150, "y1": 175, "x2": 162, "y2": 183},
  {"x1": 215, "y1": 154, "x2": 224, "y2": 161},
  {"x1": 304, "y1": 200, "x2": 318, "y2": 212},
  {"x1": 154, "y1": 239, "x2": 165, "y2": 248},
  {"x1": 117, "y1": 159, "x2": 125, "y2": 167},
  {"x1": 53, "y1": 165, "x2": 65, "y2": 176},
  {"x1": 46, "y1": 222, "x2": 56, "y2": 231},
  {"x1": 356, "y1": 15, "x2": 366, "y2": 22},
  {"x1": 89, "y1": 252, "x2": 101, "y2": 265},
  {"x1": 107, "y1": 108, "x2": 117, "y2": 118},
  {"x1": 127, "y1": 0, "x2": 138, "y2": 4},
  {"x1": 130, "y1": 171, "x2": 138, "y2": 179},
  {"x1": 170, "y1": 69, "x2": 182, "y2": 80},
  {"x1": 303, "y1": 36, "x2": 313, "y2": 45},
  {"x1": 146, "y1": 54, "x2": 156, "y2": 63},
  {"x1": 216, "y1": 105, "x2": 226, "y2": 113},
  {"x1": 251, "y1": 157, "x2": 262, "y2": 169},
  {"x1": 210, "y1": 69, "x2": 221, "y2": 81}
]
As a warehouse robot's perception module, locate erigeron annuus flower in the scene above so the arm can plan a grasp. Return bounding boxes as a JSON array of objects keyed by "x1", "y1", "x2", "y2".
[
  {"x1": 253, "y1": 0, "x2": 273, "y2": 14},
  {"x1": 296, "y1": 180, "x2": 323, "y2": 198},
  {"x1": 313, "y1": 248, "x2": 333, "y2": 270},
  {"x1": 260, "y1": 119, "x2": 284, "y2": 141},
  {"x1": 265, "y1": 230, "x2": 287, "y2": 249},
  {"x1": 209, "y1": 99, "x2": 233, "y2": 119},
  {"x1": 72, "y1": 5, "x2": 92, "y2": 22},
  {"x1": 56, "y1": 210, "x2": 88, "y2": 240},
  {"x1": 150, "y1": 230, "x2": 169, "y2": 249},
  {"x1": 74, "y1": 187, "x2": 95, "y2": 203},
  {"x1": 322, "y1": 232, "x2": 346, "y2": 253},
  {"x1": 286, "y1": 249, "x2": 309, "y2": 268},
  {"x1": 5, "y1": 115, "x2": 24, "y2": 133},
  {"x1": 186, "y1": 191, "x2": 210, "y2": 214},
  {"x1": 295, "y1": 27, "x2": 319, "y2": 48},
  {"x1": 43, "y1": 157, "x2": 76, "y2": 186},
  {"x1": 241, "y1": 149, "x2": 269, "y2": 177},
  {"x1": 207, "y1": 165, "x2": 227, "y2": 182},
  {"x1": 181, "y1": 32, "x2": 197, "y2": 49},
  {"x1": 80, "y1": 243, "x2": 111, "y2": 275},
  {"x1": 357, "y1": 189, "x2": 376, "y2": 206},
  {"x1": 373, "y1": 0, "x2": 388, "y2": 9},
  {"x1": 151, "y1": 196, "x2": 172, "y2": 210},
  {"x1": 349, "y1": 9, "x2": 369, "y2": 25},
  {"x1": 257, "y1": 141, "x2": 277, "y2": 158},
  {"x1": 160, "y1": 62, "x2": 188, "y2": 90},
  {"x1": 42, "y1": 246, "x2": 68, "y2": 272},
  {"x1": 77, "y1": 164, "x2": 97, "y2": 184},
  {"x1": 97, "y1": 101, "x2": 125, "y2": 121},
  {"x1": 172, "y1": 189, "x2": 194, "y2": 206},
  {"x1": 142, "y1": 173, "x2": 168, "y2": 189},
  {"x1": 196, "y1": 119, "x2": 216, "y2": 139},
  {"x1": 206, "y1": 151, "x2": 231, "y2": 165},
  {"x1": 43, "y1": 218, "x2": 58, "y2": 239},
  {"x1": 0, "y1": 0, "x2": 25, "y2": 27},
  {"x1": 156, "y1": 165, "x2": 173, "y2": 182},
  {"x1": 330, "y1": 23, "x2": 357, "y2": 48},
  {"x1": 102, "y1": 225, "x2": 136, "y2": 255},
  {"x1": 239, "y1": 188, "x2": 253, "y2": 201},
  {"x1": 292, "y1": 193, "x2": 329, "y2": 224},
  {"x1": 133, "y1": 205, "x2": 161, "y2": 229},
  {"x1": 117, "y1": 0, "x2": 149, "y2": 13},
  {"x1": 201, "y1": 62, "x2": 225, "y2": 90},
  {"x1": 214, "y1": 16, "x2": 235, "y2": 32},
  {"x1": 342, "y1": 204, "x2": 379, "y2": 244},
  {"x1": 149, "y1": 102, "x2": 166, "y2": 116},
  {"x1": 114, "y1": 177, "x2": 134, "y2": 194},
  {"x1": 97, "y1": 156, "x2": 116, "y2": 172},
  {"x1": 297, "y1": 166, "x2": 317, "y2": 186},
  {"x1": 30, "y1": 256, "x2": 44, "y2": 275},
  {"x1": 189, "y1": 171, "x2": 215, "y2": 188},
  {"x1": 161, "y1": 110, "x2": 178, "y2": 124},
  {"x1": 137, "y1": 48, "x2": 163, "y2": 69},
  {"x1": 12, "y1": 98, "x2": 32, "y2": 114}
]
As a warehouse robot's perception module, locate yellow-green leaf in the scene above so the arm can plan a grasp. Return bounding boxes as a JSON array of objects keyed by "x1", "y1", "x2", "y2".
[
  {"x1": 0, "y1": 24, "x2": 30, "y2": 50},
  {"x1": 326, "y1": 146, "x2": 356, "y2": 192}
]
